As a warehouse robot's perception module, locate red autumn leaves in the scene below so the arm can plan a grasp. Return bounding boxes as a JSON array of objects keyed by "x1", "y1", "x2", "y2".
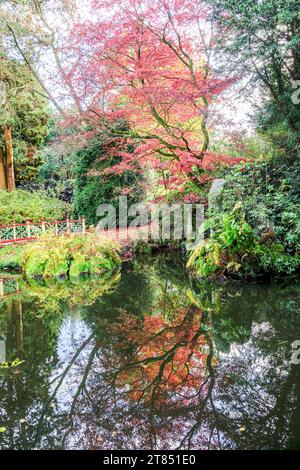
[{"x1": 66, "y1": 0, "x2": 242, "y2": 194}]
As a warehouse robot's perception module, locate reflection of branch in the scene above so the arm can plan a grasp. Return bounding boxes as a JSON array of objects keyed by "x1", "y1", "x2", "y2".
[
  {"x1": 60, "y1": 345, "x2": 98, "y2": 447},
  {"x1": 69, "y1": 345, "x2": 98, "y2": 417},
  {"x1": 177, "y1": 332, "x2": 216, "y2": 450},
  {"x1": 51, "y1": 304, "x2": 212, "y2": 449},
  {"x1": 33, "y1": 333, "x2": 94, "y2": 447},
  {"x1": 108, "y1": 304, "x2": 207, "y2": 418}
]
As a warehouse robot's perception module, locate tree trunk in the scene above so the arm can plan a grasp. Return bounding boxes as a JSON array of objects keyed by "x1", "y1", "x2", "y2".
[
  {"x1": 3, "y1": 125, "x2": 15, "y2": 191},
  {"x1": 199, "y1": 96, "x2": 209, "y2": 154},
  {"x1": 0, "y1": 146, "x2": 7, "y2": 190}
]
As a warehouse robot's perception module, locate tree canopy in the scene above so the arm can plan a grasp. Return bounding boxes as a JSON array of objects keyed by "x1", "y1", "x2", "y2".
[{"x1": 210, "y1": 0, "x2": 300, "y2": 155}]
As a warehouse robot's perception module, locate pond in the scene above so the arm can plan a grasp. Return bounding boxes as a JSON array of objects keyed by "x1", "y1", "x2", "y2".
[{"x1": 0, "y1": 255, "x2": 300, "y2": 450}]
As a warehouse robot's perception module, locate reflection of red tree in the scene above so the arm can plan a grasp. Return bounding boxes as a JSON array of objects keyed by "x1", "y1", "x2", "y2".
[{"x1": 113, "y1": 306, "x2": 209, "y2": 408}]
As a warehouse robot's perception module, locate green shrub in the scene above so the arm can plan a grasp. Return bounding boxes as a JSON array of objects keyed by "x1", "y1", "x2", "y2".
[
  {"x1": 73, "y1": 135, "x2": 144, "y2": 226},
  {"x1": 187, "y1": 206, "x2": 300, "y2": 279},
  {"x1": 0, "y1": 190, "x2": 68, "y2": 225},
  {"x1": 22, "y1": 233, "x2": 121, "y2": 278},
  {"x1": 219, "y1": 158, "x2": 300, "y2": 253},
  {"x1": 187, "y1": 157, "x2": 300, "y2": 279},
  {"x1": 187, "y1": 208, "x2": 259, "y2": 278},
  {"x1": 69, "y1": 252, "x2": 90, "y2": 277}
]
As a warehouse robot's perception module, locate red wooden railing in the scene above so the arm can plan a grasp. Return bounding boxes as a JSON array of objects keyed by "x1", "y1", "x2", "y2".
[{"x1": 0, "y1": 216, "x2": 86, "y2": 246}]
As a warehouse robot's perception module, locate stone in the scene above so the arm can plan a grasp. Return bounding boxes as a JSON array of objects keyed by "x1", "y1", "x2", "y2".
[
  {"x1": 208, "y1": 179, "x2": 226, "y2": 237},
  {"x1": 208, "y1": 178, "x2": 226, "y2": 213}
]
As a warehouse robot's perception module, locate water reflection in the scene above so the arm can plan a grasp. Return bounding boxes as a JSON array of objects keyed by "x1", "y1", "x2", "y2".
[{"x1": 0, "y1": 255, "x2": 300, "y2": 450}]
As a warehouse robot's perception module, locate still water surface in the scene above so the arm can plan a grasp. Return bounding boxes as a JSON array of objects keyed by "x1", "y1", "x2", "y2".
[{"x1": 0, "y1": 255, "x2": 300, "y2": 450}]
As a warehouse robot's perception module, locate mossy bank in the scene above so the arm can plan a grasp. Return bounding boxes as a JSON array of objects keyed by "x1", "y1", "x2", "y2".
[{"x1": 0, "y1": 234, "x2": 121, "y2": 279}]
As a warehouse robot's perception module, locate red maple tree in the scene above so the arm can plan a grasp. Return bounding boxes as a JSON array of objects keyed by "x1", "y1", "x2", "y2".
[{"x1": 65, "y1": 0, "x2": 242, "y2": 193}]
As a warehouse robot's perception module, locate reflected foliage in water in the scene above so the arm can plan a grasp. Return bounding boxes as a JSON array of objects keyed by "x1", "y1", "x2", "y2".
[{"x1": 0, "y1": 255, "x2": 300, "y2": 450}]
